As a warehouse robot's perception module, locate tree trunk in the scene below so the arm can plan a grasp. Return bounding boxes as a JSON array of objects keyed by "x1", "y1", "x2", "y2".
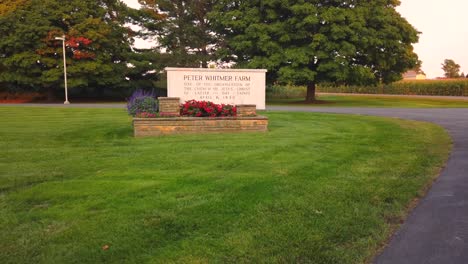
[
  {"x1": 305, "y1": 82, "x2": 316, "y2": 103},
  {"x1": 201, "y1": 45, "x2": 208, "y2": 68},
  {"x1": 201, "y1": 59, "x2": 208, "y2": 68}
]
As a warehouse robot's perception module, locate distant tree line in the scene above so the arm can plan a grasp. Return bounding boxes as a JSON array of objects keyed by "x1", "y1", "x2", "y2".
[{"x1": 1, "y1": 0, "x2": 421, "y2": 102}]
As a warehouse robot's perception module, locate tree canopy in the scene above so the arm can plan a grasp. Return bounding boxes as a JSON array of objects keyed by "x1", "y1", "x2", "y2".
[
  {"x1": 1, "y1": 0, "x2": 421, "y2": 102},
  {"x1": 138, "y1": 0, "x2": 220, "y2": 68},
  {"x1": 0, "y1": 0, "x2": 162, "y2": 99},
  {"x1": 211, "y1": 0, "x2": 420, "y2": 101},
  {"x1": 441, "y1": 59, "x2": 461, "y2": 78},
  {"x1": 0, "y1": 0, "x2": 27, "y2": 16}
]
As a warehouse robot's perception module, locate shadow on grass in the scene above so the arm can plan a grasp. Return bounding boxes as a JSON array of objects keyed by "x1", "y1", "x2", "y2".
[{"x1": 291, "y1": 99, "x2": 335, "y2": 105}]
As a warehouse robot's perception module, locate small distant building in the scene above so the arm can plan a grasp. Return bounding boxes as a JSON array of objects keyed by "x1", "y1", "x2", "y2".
[{"x1": 403, "y1": 70, "x2": 426, "y2": 80}]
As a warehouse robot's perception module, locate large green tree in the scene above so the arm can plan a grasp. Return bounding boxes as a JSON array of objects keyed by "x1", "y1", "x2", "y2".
[
  {"x1": 0, "y1": 0, "x2": 158, "y2": 100},
  {"x1": 441, "y1": 59, "x2": 461, "y2": 78},
  {"x1": 211, "y1": 0, "x2": 420, "y2": 102},
  {"x1": 138, "y1": 0, "x2": 220, "y2": 67}
]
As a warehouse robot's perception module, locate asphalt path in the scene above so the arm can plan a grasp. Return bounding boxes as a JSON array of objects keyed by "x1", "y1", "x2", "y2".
[
  {"x1": 269, "y1": 106, "x2": 468, "y2": 264},
  {"x1": 2, "y1": 103, "x2": 468, "y2": 263}
]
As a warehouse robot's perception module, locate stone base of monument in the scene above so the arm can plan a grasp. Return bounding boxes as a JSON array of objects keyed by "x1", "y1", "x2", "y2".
[
  {"x1": 237, "y1": 104, "x2": 257, "y2": 117},
  {"x1": 133, "y1": 116, "x2": 268, "y2": 137},
  {"x1": 158, "y1": 97, "x2": 181, "y2": 117}
]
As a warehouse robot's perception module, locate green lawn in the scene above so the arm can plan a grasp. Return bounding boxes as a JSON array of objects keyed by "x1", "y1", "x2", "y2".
[
  {"x1": 0, "y1": 107, "x2": 451, "y2": 263},
  {"x1": 268, "y1": 94, "x2": 468, "y2": 107}
]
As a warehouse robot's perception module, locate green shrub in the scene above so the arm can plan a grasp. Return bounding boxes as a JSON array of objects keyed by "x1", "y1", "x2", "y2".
[{"x1": 266, "y1": 85, "x2": 306, "y2": 99}]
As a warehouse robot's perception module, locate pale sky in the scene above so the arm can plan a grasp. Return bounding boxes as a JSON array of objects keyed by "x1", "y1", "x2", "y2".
[
  {"x1": 398, "y1": 0, "x2": 468, "y2": 78},
  {"x1": 124, "y1": 0, "x2": 468, "y2": 78}
]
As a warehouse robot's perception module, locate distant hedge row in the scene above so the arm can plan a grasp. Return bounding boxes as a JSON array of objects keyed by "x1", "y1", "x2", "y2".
[
  {"x1": 266, "y1": 85, "x2": 307, "y2": 99},
  {"x1": 267, "y1": 80, "x2": 468, "y2": 99},
  {"x1": 317, "y1": 79, "x2": 468, "y2": 97}
]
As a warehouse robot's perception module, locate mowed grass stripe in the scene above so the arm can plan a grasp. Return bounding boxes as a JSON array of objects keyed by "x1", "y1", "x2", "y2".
[{"x1": 0, "y1": 107, "x2": 450, "y2": 263}]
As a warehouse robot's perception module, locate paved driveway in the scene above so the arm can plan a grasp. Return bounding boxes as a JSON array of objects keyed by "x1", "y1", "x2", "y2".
[{"x1": 269, "y1": 106, "x2": 468, "y2": 264}]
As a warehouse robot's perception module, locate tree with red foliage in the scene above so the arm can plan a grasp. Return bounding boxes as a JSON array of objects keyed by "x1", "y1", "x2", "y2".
[{"x1": 0, "y1": 0, "x2": 160, "y2": 100}]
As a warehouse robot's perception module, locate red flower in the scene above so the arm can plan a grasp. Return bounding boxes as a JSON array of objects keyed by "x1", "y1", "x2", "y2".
[{"x1": 180, "y1": 100, "x2": 236, "y2": 117}]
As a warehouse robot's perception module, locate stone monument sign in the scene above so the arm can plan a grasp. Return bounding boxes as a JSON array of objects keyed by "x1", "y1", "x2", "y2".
[{"x1": 166, "y1": 67, "x2": 267, "y2": 109}]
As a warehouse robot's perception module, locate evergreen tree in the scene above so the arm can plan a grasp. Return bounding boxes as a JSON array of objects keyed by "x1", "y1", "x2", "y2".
[{"x1": 211, "y1": 0, "x2": 419, "y2": 102}]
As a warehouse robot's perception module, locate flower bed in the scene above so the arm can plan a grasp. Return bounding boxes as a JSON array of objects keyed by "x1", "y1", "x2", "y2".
[
  {"x1": 127, "y1": 89, "x2": 158, "y2": 117},
  {"x1": 133, "y1": 115, "x2": 268, "y2": 137},
  {"x1": 131, "y1": 98, "x2": 268, "y2": 137},
  {"x1": 180, "y1": 100, "x2": 236, "y2": 117}
]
